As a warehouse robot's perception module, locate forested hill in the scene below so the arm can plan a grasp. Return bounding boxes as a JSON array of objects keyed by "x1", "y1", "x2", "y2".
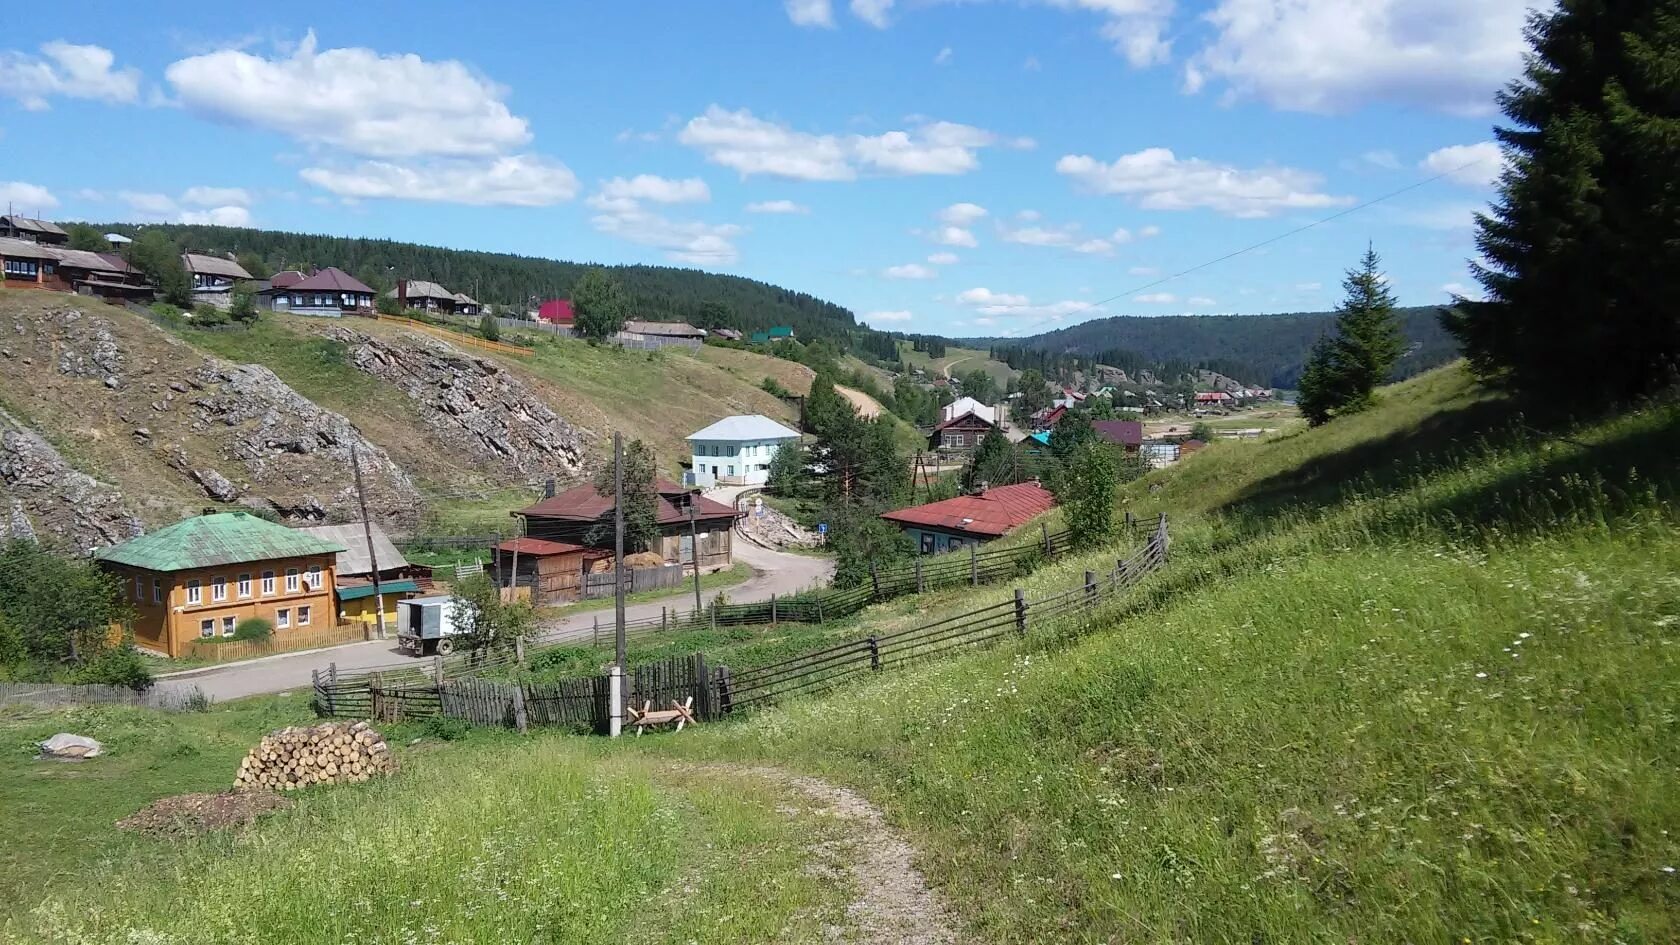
[
  {"x1": 85, "y1": 222, "x2": 859, "y2": 339},
  {"x1": 978, "y1": 306, "x2": 1458, "y2": 389}
]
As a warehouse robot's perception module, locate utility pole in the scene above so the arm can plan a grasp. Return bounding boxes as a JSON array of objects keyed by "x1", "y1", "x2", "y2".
[
  {"x1": 688, "y1": 501, "x2": 702, "y2": 615},
  {"x1": 349, "y1": 444, "x2": 387, "y2": 641},
  {"x1": 610, "y1": 432, "x2": 626, "y2": 737}
]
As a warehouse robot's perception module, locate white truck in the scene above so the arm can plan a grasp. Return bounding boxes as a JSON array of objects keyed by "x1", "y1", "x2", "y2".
[{"x1": 396, "y1": 595, "x2": 467, "y2": 656}]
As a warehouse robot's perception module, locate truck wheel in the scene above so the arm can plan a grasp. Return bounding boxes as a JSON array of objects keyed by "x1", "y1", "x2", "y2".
[{"x1": 436, "y1": 639, "x2": 455, "y2": 656}]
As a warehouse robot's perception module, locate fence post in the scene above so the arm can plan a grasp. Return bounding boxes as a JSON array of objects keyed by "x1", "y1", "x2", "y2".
[
  {"x1": 662, "y1": 607, "x2": 668, "y2": 633},
  {"x1": 869, "y1": 561, "x2": 881, "y2": 599},
  {"x1": 1014, "y1": 588, "x2": 1028, "y2": 636},
  {"x1": 1116, "y1": 557, "x2": 1127, "y2": 586},
  {"x1": 771, "y1": 594, "x2": 778, "y2": 625},
  {"x1": 716, "y1": 666, "x2": 734, "y2": 715},
  {"x1": 511, "y1": 683, "x2": 529, "y2": 734},
  {"x1": 593, "y1": 615, "x2": 600, "y2": 648},
  {"x1": 369, "y1": 671, "x2": 384, "y2": 723},
  {"x1": 867, "y1": 636, "x2": 880, "y2": 671},
  {"x1": 1159, "y1": 514, "x2": 1170, "y2": 563},
  {"x1": 694, "y1": 652, "x2": 709, "y2": 721},
  {"x1": 1085, "y1": 570, "x2": 1098, "y2": 603},
  {"x1": 971, "y1": 545, "x2": 978, "y2": 586},
  {"x1": 327, "y1": 662, "x2": 338, "y2": 716},
  {"x1": 710, "y1": 600, "x2": 717, "y2": 630},
  {"x1": 515, "y1": 636, "x2": 526, "y2": 669},
  {"x1": 310, "y1": 668, "x2": 321, "y2": 715},
  {"x1": 1042, "y1": 521, "x2": 1051, "y2": 556},
  {"x1": 433, "y1": 654, "x2": 445, "y2": 685},
  {"x1": 816, "y1": 594, "x2": 825, "y2": 624}
]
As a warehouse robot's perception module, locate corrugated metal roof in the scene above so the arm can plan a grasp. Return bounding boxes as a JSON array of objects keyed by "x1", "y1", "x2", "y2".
[
  {"x1": 182, "y1": 253, "x2": 253, "y2": 279},
  {"x1": 494, "y1": 537, "x2": 587, "y2": 556},
  {"x1": 95, "y1": 512, "x2": 346, "y2": 572},
  {"x1": 336, "y1": 578, "x2": 420, "y2": 601},
  {"x1": 269, "y1": 270, "x2": 306, "y2": 288},
  {"x1": 297, "y1": 522, "x2": 408, "y2": 575},
  {"x1": 879, "y1": 482, "x2": 1056, "y2": 538},
  {"x1": 452, "y1": 292, "x2": 479, "y2": 306},
  {"x1": 388, "y1": 279, "x2": 455, "y2": 301},
  {"x1": 517, "y1": 484, "x2": 738, "y2": 525},
  {"x1": 687, "y1": 414, "x2": 802, "y2": 442},
  {"x1": 624, "y1": 320, "x2": 704, "y2": 337},
  {"x1": 49, "y1": 248, "x2": 127, "y2": 272},
  {"x1": 1, "y1": 216, "x2": 67, "y2": 237},
  {"x1": 1092, "y1": 420, "x2": 1143, "y2": 447}
]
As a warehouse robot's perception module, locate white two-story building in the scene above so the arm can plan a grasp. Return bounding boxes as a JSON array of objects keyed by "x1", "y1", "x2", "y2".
[{"x1": 686, "y1": 415, "x2": 803, "y2": 487}]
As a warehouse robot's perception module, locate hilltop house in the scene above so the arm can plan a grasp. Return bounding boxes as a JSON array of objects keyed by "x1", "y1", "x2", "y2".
[
  {"x1": 1195, "y1": 391, "x2": 1234, "y2": 407},
  {"x1": 297, "y1": 522, "x2": 419, "y2": 628},
  {"x1": 880, "y1": 481, "x2": 1057, "y2": 554},
  {"x1": 939, "y1": 397, "x2": 1000, "y2": 427},
  {"x1": 0, "y1": 239, "x2": 152, "y2": 300},
  {"x1": 686, "y1": 414, "x2": 802, "y2": 487},
  {"x1": 389, "y1": 279, "x2": 476, "y2": 315},
  {"x1": 452, "y1": 292, "x2": 480, "y2": 316},
  {"x1": 537, "y1": 298, "x2": 574, "y2": 325},
  {"x1": 182, "y1": 253, "x2": 253, "y2": 310},
  {"x1": 749, "y1": 326, "x2": 795, "y2": 344},
  {"x1": 0, "y1": 237, "x2": 61, "y2": 290},
  {"x1": 268, "y1": 267, "x2": 376, "y2": 316},
  {"x1": 94, "y1": 512, "x2": 344, "y2": 658},
  {"x1": 0, "y1": 215, "x2": 68, "y2": 244},
  {"x1": 1092, "y1": 420, "x2": 1144, "y2": 452},
  {"x1": 515, "y1": 480, "x2": 739, "y2": 571}
]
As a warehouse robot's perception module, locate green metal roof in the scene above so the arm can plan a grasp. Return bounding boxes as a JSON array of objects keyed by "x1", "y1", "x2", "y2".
[
  {"x1": 95, "y1": 512, "x2": 347, "y2": 572},
  {"x1": 335, "y1": 579, "x2": 420, "y2": 601}
]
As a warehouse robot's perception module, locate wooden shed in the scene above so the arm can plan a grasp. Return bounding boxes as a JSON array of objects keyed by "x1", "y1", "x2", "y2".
[{"x1": 492, "y1": 537, "x2": 606, "y2": 605}]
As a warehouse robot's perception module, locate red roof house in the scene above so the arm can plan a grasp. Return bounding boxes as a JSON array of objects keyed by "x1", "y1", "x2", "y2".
[
  {"x1": 1031, "y1": 404, "x2": 1068, "y2": 431},
  {"x1": 880, "y1": 481, "x2": 1057, "y2": 553},
  {"x1": 515, "y1": 479, "x2": 740, "y2": 571},
  {"x1": 538, "y1": 298, "x2": 574, "y2": 324},
  {"x1": 1195, "y1": 391, "x2": 1234, "y2": 404},
  {"x1": 1092, "y1": 420, "x2": 1144, "y2": 451}
]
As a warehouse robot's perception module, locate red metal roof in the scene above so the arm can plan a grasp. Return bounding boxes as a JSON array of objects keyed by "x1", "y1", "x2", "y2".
[
  {"x1": 1092, "y1": 420, "x2": 1143, "y2": 447},
  {"x1": 1195, "y1": 391, "x2": 1232, "y2": 402},
  {"x1": 289, "y1": 267, "x2": 374, "y2": 294},
  {"x1": 879, "y1": 482, "x2": 1056, "y2": 538},
  {"x1": 494, "y1": 537, "x2": 587, "y2": 556},
  {"x1": 538, "y1": 299, "x2": 574, "y2": 323},
  {"x1": 269, "y1": 270, "x2": 306, "y2": 289},
  {"x1": 517, "y1": 483, "x2": 738, "y2": 525}
]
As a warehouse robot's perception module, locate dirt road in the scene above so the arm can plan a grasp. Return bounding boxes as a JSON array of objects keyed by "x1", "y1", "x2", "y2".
[{"x1": 836, "y1": 384, "x2": 883, "y2": 418}]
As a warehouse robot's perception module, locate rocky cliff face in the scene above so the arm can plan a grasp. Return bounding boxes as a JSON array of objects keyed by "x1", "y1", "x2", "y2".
[
  {"x1": 0, "y1": 411, "x2": 144, "y2": 554},
  {"x1": 324, "y1": 326, "x2": 590, "y2": 476},
  {"x1": 0, "y1": 300, "x2": 420, "y2": 538}
]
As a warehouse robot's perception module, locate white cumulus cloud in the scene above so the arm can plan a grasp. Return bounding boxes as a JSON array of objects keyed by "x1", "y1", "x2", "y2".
[
  {"x1": 1185, "y1": 0, "x2": 1530, "y2": 115},
  {"x1": 165, "y1": 31, "x2": 530, "y2": 159},
  {"x1": 884, "y1": 263, "x2": 937, "y2": 280},
  {"x1": 1187, "y1": 295, "x2": 1217, "y2": 306},
  {"x1": 1420, "y1": 142, "x2": 1503, "y2": 187},
  {"x1": 852, "y1": 0, "x2": 896, "y2": 28},
  {"x1": 784, "y1": 0, "x2": 836, "y2": 28},
  {"x1": 934, "y1": 46, "x2": 954, "y2": 65},
  {"x1": 927, "y1": 251, "x2": 960, "y2": 265},
  {"x1": 591, "y1": 175, "x2": 711, "y2": 209},
  {"x1": 181, "y1": 186, "x2": 252, "y2": 207},
  {"x1": 0, "y1": 181, "x2": 58, "y2": 211},
  {"x1": 957, "y1": 287, "x2": 1030, "y2": 307},
  {"x1": 745, "y1": 199, "x2": 810, "y2": 214},
  {"x1": 179, "y1": 206, "x2": 253, "y2": 226},
  {"x1": 680, "y1": 106, "x2": 1015, "y2": 181},
  {"x1": 1134, "y1": 292, "x2": 1176, "y2": 303},
  {"x1": 300, "y1": 155, "x2": 580, "y2": 206},
  {"x1": 0, "y1": 42, "x2": 140, "y2": 110},
  {"x1": 1057, "y1": 147, "x2": 1349, "y2": 218},
  {"x1": 939, "y1": 202, "x2": 988, "y2": 226}
]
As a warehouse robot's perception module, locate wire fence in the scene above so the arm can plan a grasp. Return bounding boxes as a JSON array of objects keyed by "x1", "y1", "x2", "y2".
[{"x1": 313, "y1": 517, "x2": 1169, "y2": 731}]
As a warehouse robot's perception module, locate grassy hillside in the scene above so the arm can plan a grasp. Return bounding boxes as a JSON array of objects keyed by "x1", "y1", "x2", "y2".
[
  {"x1": 8, "y1": 363, "x2": 1676, "y2": 942},
  {"x1": 896, "y1": 341, "x2": 1016, "y2": 386}
]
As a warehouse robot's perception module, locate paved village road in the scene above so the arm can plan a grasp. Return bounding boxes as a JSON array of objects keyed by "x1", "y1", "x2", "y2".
[{"x1": 154, "y1": 495, "x2": 833, "y2": 703}]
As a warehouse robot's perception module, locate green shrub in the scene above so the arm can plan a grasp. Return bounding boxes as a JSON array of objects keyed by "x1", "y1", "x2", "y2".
[
  {"x1": 232, "y1": 618, "x2": 273, "y2": 643},
  {"x1": 72, "y1": 643, "x2": 153, "y2": 692},
  {"x1": 479, "y1": 314, "x2": 500, "y2": 341},
  {"x1": 421, "y1": 714, "x2": 472, "y2": 741},
  {"x1": 761, "y1": 377, "x2": 792, "y2": 398}
]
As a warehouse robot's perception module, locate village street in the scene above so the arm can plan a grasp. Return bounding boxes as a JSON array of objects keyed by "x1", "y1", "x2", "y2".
[{"x1": 153, "y1": 489, "x2": 833, "y2": 703}]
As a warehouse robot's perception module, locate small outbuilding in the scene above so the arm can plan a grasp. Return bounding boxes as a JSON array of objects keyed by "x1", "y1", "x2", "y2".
[{"x1": 880, "y1": 481, "x2": 1057, "y2": 554}]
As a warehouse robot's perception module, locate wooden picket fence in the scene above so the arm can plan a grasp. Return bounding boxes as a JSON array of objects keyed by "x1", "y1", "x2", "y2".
[
  {"x1": 178, "y1": 623, "x2": 368, "y2": 664},
  {"x1": 0, "y1": 681, "x2": 211, "y2": 712},
  {"x1": 312, "y1": 517, "x2": 1170, "y2": 733},
  {"x1": 375, "y1": 314, "x2": 534, "y2": 357}
]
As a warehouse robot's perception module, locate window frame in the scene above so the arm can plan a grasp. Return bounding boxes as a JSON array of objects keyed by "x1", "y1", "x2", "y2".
[
  {"x1": 186, "y1": 579, "x2": 202, "y2": 605},
  {"x1": 134, "y1": 576, "x2": 144, "y2": 601},
  {"x1": 199, "y1": 618, "x2": 215, "y2": 639},
  {"x1": 152, "y1": 578, "x2": 162, "y2": 605},
  {"x1": 297, "y1": 605, "x2": 312, "y2": 627},
  {"x1": 285, "y1": 568, "x2": 300, "y2": 593},
  {"x1": 306, "y1": 564, "x2": 322, "y2": 590},
  {"x1": 261, "y1": 570, "x2": 275, "y2": 595},
  {"x1": 276, "y1": 608, "x2": 291, "y2": 629},
  {"x1": 237, "y1": 573, "x2": 252, "y2": 598},
  {"x1": 221, "y1": 615, "x2": 236, "y2": 637},
  {"x1": 211, "y1": 576, "x2": 227, "y2": 602}
]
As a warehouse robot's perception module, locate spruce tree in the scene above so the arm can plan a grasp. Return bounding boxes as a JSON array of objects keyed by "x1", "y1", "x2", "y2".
[
  {"x1": 1330, "y1": 247, "x2": 1404, "y2": 415},
  {"x1": 1296, "y1": 335, "x2": 1340, "y2": 427},
  {"x1": 1445, "y1": 0, "x2": 1680, "y2": 399}
]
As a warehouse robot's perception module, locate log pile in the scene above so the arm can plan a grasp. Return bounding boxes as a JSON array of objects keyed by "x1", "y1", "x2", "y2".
[{"x1": 234, "y1": 721, "x2": 397, "y2": 791}]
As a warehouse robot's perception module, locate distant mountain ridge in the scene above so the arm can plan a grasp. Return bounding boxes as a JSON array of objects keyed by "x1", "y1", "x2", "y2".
[{"x1": 970, "y1": 306, "x2": 1459, "y2": 389}]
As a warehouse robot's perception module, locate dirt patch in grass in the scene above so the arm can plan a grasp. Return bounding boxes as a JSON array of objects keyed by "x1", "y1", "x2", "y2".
[{"x1": 116, "y1": 789, "x2": 291, "y2": 838}]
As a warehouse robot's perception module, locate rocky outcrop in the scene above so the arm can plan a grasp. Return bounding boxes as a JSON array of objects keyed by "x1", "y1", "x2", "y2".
[
  {"x1": 324, "y1": 326, "x2": 590, "y2": 476},
  {"x1": 181, "y1": 359, "x2": 421, "y2": 523},
  {"x1": 0, "y1": 411, "x2": 144, "y2": 554}
]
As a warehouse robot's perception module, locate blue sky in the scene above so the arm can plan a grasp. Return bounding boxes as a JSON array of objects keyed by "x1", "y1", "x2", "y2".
[{"x1": 0, "y1": 1, "x2": 1529, "y2": 336}]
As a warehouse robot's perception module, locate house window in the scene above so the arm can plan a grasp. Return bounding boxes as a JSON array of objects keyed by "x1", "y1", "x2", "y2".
[
  {"x1": 152, "y1": 578, "x2": 162, "y2": 604},
  {"x1": 186, "y1": 579, "x2": 202, "y2": 605},
  {"x1": 261, "y1": 570, "x2": 275, "y2": 595},
  {"x1": 920, "y1": 532, "x2": 935, "y2": 554},
  {"x1": 298, "y1": 605, "x2": 312, "y2": 626},
  {"x1": 4, "y1": 259, "x2": 39, "y2": 277},
  {"x1": 285, "y1": 568, "x2": 300, "y2": 592},
  {"x1": 211, "y1": 576, "x2": 227, "y2": 602},
  {"x1": 276, "y1": 608, "x2": 291, "y2": 629},
  {"x1": 306, "y1": 565, "x2": 322, "y2": 590},
  {"x1": 200, "y1": 618, "x2": 216, "y2": 638},
  {"x1": 134, "y1": 576, "x2": 144, "y2": 601},
  {"x1": 727, "y1": 465, "x2": 735, "y2": 476},
  {"x1": 238, "y1": 573, "x2": 252, "y2": 598},
  {"x1": 222, "y1": 615, "x2": 237, "y2": 637}
]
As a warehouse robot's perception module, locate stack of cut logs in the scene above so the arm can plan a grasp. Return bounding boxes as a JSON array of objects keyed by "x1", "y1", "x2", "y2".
[{"x1": 234, "y1": 721, "x2": 397, "y2": 791}]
